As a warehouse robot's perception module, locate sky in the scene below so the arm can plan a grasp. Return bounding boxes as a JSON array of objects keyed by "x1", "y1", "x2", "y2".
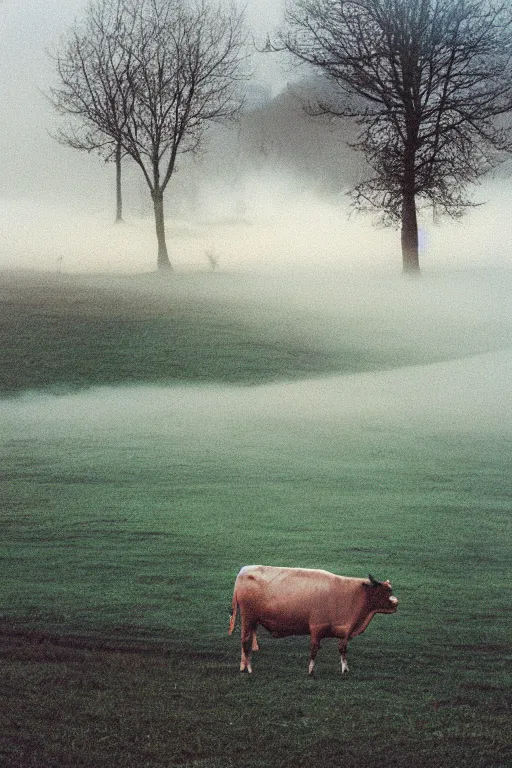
[{"x1": 1, "y1": 0, "x2": 512, "y2": 274}]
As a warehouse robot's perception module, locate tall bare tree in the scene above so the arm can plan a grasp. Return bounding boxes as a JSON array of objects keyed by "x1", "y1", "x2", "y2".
[
  {"x1": 52, "y1": 0, "x2": 247, "y2": 271},
  {"x1": 60, "y1": 129, "x2": 126, "y2": 223},
  {"x1": 51, "y1": 0, "x2": 131, "y2": 223},
  {"x1": 282, "y1": 0, "x2": 512, "y2": 272}
]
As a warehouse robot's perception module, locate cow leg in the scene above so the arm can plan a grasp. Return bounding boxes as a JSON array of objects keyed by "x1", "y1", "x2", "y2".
[
  {"x1": 240, "y1": 635, "x2": 252, "y2": 673},
  {"x1": 240, "y1": 619, "x2": 256, "y2": 673},
  {"x1": 338, "y1": 639, "x2": 349, "y2": 674},
  {"x1": 308, "y1": 632, "x2": 322, "y2": 676},
  {"x1": 251, "y1": 632, "x2": 259, "y2": 652}
]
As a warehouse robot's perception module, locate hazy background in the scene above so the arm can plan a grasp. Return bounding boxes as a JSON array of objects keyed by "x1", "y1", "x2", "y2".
[{"x1": 1, "y1": 0, "x2": 512, "y2": 274}]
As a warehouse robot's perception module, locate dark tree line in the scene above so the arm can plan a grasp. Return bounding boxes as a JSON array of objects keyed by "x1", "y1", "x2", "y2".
[{"x1": 52, "y1": 0, "x2": 512, "y2": 273}]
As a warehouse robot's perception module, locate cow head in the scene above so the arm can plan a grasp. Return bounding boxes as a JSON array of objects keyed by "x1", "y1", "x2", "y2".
[{"x1": 366, "y1": 574, "x2": 398, "y2": 613}]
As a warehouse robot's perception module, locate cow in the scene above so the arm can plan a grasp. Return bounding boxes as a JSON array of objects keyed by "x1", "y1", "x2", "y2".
[{"x1": 228, "y1": 565, "x2": 398, "y2": 675}]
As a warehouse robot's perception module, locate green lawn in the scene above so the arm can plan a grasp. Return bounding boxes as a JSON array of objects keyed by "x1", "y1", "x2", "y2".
[{"x1": 0, "y1": 269, "x2": 511, "y2": 767}]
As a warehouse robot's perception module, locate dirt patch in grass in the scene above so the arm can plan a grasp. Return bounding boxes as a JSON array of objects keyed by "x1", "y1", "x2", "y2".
[{"x1": 0, "y1": 622, "x2": 170, "y2": 660}]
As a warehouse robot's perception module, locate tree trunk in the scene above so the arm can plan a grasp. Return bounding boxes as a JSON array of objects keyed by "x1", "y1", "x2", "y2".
[
  {"x1": 401, "y1": 189, "x2": 420, "y2": 274},
  {"x1": 152, "y1": 189, "x2": 172, "y2": 271},
  {"x1": 115, "y1": 142, "x2": 123, "y2": 223}
]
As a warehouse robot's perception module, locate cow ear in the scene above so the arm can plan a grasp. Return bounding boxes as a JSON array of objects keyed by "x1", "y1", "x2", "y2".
[{"x1": 368, "y1": 574, "x2": 380, "y2": 587}]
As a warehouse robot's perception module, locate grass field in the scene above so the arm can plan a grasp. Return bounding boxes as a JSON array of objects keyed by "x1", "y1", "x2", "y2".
[{"x1": 0, "y1": 268, "x2": 511, "y2": 767}]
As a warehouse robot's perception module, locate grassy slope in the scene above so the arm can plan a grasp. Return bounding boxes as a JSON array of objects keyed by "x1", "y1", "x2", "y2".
[
  {"x1": 0, "y1": 271, "x2": 388, "y2": 394},
  {"x1": 0, "y1": 269, "x2": 511, "y2": 767},
  {"x1": 2, "y1": 268, "x2": 510, "y2": 394}
]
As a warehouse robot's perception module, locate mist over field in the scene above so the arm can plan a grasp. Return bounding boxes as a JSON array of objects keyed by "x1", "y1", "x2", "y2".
[
  {"x1": 1, "y1": 0, "x2": 512, "y2": 764},
  {"x1": 1, "y1": 215, "x2": 512, "y2": 768},
  {"x1": 3, "y1": 175, "x2": 512, "y2": 275},
  {"x1": 1, "y1": 268, "x2": 511, "y2": 520},
  {"x1": 2, "y1": 0, "x2": 512, "y2": 276}
]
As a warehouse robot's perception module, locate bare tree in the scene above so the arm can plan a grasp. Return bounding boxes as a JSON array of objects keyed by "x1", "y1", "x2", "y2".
[
  {"x1": 118, "y1": 0, "x2": 247, "y2": 270},
  {"x1": 282, "y1": 0, "x2": 512, "y2": 272},
  {"x1": 61, "y1": 130, "x2": 125, "y2": 223},
  {"x1": 52, "y1": 0, "x2": 247, "y2": 271},
  {"x1": 51, "y1": 0, "x2": 131, "y2": 223}
]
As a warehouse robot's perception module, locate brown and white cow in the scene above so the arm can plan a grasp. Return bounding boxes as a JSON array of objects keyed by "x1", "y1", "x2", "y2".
[{"x1": 228, "y1": 565, "x2": 398, "y2": 675}]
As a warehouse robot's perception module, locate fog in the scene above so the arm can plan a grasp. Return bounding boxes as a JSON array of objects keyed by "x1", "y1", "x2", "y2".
[
  {"x1": 2, "y1": 326, "x2": 511, "y2": 517},
  {"x1": 3, "y1": 343, "x2": 512, "y2": 443},
  {"x1": 0, "y1": 178, "x2": 399, "y2": 273},
  {"x1": 1, "y1": 263, "x2": 511, "y2": 652},
  {"x1": 2, "y1": 0, "x2": 512, "y2": 430},
  {"x1": 2, "y1": 1, "x2": 512, "y2": 274},
  {"x1": 1, "y1": 10, "x2": 511, "y2": 758},
  {"x1": 1, "y1": 1, "x2": 512, "y2": 473},
  {"x1": 3, "y1": 175, "x2": 512, "y2": 274},
  {"x1": 0, "y1": 0, "x2": 287, "y2": 206},
  {"x1": 2, "y1": 264, "x2": 512, "y2": 411}
]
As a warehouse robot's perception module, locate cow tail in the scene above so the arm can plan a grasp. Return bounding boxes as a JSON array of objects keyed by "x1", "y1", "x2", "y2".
[{"x1": 228, "y1": 589, "x2": 238, "y2": 635}]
